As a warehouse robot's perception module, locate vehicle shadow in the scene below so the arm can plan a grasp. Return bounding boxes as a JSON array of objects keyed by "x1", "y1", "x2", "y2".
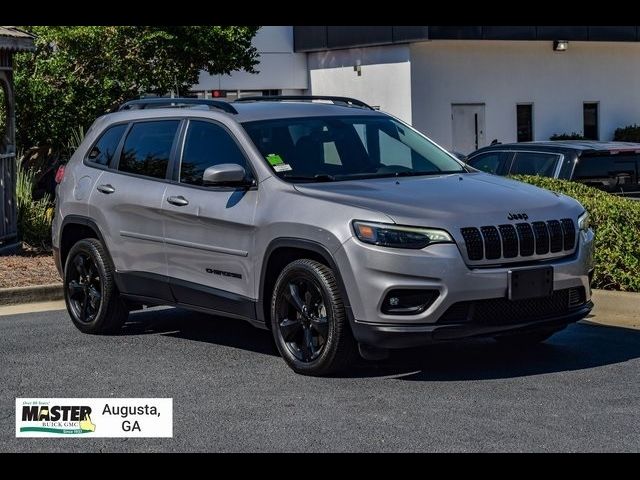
[
  {"x1": 350, "y1": 321, "x2": 640, "y2": 381},
  {"x1": 121, "y1": 307, "x2": 640, "y2": 380},
  {"x1": 121, "y1": 307, "x2": 279, "y2": 357}
]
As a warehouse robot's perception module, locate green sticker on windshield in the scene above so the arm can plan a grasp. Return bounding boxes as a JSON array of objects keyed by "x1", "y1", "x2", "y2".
[{"x1": 266, "y1": 154, "x2": 284, "y2": 166}]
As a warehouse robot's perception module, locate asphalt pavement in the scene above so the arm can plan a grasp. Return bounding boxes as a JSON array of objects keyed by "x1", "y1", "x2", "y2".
[{"x1": 1, "y1": 307, "x2": 639, "y2": 452}]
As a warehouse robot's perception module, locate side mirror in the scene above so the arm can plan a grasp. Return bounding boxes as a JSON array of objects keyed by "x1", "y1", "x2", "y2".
[{"x1": 202, "y1": 163, "x2": 249, "y2": 186}]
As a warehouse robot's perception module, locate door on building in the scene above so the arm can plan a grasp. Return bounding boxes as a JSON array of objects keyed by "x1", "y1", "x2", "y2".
[{"x1": 451, "y1": 104, "x2": 486, "y2": 154}]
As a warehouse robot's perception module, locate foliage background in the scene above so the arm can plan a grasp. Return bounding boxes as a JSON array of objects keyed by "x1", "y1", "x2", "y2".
[
  {"x1": 14, "y1": 26, "x2": 260, "y2": 151},
  {"x1": 513, "y1": 175, "x2": 640, "y2": 292}
]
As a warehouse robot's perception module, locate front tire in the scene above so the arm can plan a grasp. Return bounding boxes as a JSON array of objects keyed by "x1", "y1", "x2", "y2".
[
  {"x1": 63, "y1": 238, "x2": 128, "y2": 334},
  {"x1": 270, "y1": 259, "x2": 356, "y2": 376}
]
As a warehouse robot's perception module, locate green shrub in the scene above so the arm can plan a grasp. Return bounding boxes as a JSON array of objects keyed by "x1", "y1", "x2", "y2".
[
  {"x1": 613, "y1": 124, "x2": 640, "y2": 142},
  {"x1": 549, "y1": 132, "x2": 584, "y2": 140},
  {"x1": 511, "y1": 175, "x2": 640, "y2": 292},
  {"x1": 16, "y1": 164, "x2": 54, "y2": 250}
]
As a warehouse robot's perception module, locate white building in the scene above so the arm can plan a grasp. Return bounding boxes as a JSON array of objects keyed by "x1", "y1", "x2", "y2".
[
  {"x1": 194, "y1": 26, "x2": 640, "y2": 154},
  {"x1": 191, "y1": 26, "x2": 308, "y2": 100}
]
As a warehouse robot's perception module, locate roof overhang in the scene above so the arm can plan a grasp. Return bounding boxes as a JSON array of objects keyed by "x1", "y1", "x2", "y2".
[{"x1": 0, "y1": 27, "x2": 35, "y2": 52}]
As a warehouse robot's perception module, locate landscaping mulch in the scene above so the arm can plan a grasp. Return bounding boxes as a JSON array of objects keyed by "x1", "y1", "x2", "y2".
[{"x1": 0, "y1": 245, "x2": 61, "y2": 289}]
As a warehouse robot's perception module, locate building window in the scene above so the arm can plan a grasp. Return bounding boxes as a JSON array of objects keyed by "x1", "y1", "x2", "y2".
[
  {"x1": 516, "y1": 104, "x2": 533, "y2": 142},
  {"x1": 583, "y1": 102, "x2": 599, "y2": 140}
]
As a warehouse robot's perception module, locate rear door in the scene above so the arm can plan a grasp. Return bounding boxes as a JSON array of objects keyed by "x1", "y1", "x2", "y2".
[
  {"x1": 162, "y1": 119, "x2": 258, "y2": 315},
  {"x1": 88, "y1": 119, "x2": 181, "y2": 299}
]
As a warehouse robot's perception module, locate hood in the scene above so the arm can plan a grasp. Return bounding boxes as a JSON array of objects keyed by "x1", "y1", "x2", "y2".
[{"x1": 293, "y1": 172, "x2": 584, "y2": 228}]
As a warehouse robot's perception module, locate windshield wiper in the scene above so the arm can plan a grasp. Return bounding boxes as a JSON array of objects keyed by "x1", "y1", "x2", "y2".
[
  {"x1": 391, "y1": 170, "x2": 462, "y2": 177},
  {"x1": 280, "y1": 173, "x2": 336, "y2": 182}
]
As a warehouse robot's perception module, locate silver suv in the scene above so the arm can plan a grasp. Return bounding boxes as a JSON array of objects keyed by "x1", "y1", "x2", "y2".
[{"x1": 53, "y1": 96, "x2": 595, "y2": 376}]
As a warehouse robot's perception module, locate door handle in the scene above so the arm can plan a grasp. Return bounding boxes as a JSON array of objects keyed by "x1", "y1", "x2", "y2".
[
  {"x1": 97, "y1": 184, "x2": 115, "y2": 194},
  {"x1": 167, "y1": 195, "x2": 189, "y2": 207}
]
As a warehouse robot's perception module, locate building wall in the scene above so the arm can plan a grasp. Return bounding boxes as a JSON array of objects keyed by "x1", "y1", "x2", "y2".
[
  {"x1": 410, "y1": 40, "x2": 640, "y2": 152},
  {"x1": 307, "y1": 45, "x2": 412, "y2": 123},
  {"x1": 194, "y1": 26, "x2": 308, "y2": 92}
]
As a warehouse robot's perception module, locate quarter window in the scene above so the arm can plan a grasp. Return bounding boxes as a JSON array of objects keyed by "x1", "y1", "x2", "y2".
[
  {"x1": 87, "y1": 124, "x2": 127, "y2": 166},
  {"x1": 180, "y1": 120, "x2": 247, "y2": 186},
  {"x1": 118, "y1": 121, "x2": 179, "y2": 179}
]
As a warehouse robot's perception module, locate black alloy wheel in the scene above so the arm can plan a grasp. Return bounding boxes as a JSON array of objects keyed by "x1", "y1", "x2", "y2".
[
  {"x1": 63, "y1": 238, "x2": 128, "y2": 334},
  {"x1": 67, "y1": 252, "x2": 102, "y2": 324},
  {"x1": 277, "y1": 277, "x2": 329, "y2": 362},
  {"x1": 271, "y1": 259, "x2": 356, "y2": 376}
]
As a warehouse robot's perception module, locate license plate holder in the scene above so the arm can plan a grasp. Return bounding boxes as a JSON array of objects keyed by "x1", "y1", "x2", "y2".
[{"x1": 508, "y1": 267, "x2": 553, "y2": 300}]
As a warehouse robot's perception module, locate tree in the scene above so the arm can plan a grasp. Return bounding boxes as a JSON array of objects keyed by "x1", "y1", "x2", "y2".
[{"x1": 13, "y1": 26, "x2": 260, "y2": 152}]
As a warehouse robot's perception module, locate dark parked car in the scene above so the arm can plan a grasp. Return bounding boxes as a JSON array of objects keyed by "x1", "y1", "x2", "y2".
[{"x1": 466, "y1": 141, "x2": 640, "y2": 198}]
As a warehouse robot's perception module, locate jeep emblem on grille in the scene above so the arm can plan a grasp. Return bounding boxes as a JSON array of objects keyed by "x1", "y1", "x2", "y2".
[{"x1": 507, "y1": 212, "x2": 529, "y2": 220}]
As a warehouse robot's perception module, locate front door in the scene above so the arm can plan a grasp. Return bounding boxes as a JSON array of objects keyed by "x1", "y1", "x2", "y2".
[
  {"x1": 162, "y1": 119, "x2": 258, "y2": 317},
  {"x1": 452, "y1": 104, "x2": 486, "y2": 154}
]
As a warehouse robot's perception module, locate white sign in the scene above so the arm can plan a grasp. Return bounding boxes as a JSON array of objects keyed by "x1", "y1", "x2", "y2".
[{"x1": 16, "y1": 398, "x2": 173, "y2": 438}]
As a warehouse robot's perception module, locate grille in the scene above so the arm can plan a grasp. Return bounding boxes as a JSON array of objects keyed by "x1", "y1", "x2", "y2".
[
  {"x1": 438, "y1": 287, "x2": 587, "y2": 325},
  {"x1": 481, "y1": 226, "x2": 501, "y2": 260},
  {"x1": 461, "y1": 218, "x2": 576, "y2": 262},
  {"x1": 498, "y1": 225, "x2": 518, "y2": 258},
  {"x1": 547, "y1": 220, "x2": 563, "y2": 253},
  {"x1": 532, "y1": 221, "x2": 550, "y2": 255},
  {"x1": 461, "y1": 227, "x2": 483, "y2": 261},
  {"x1": 561, "y1": 219, "x2": 576, "y2": 250}
]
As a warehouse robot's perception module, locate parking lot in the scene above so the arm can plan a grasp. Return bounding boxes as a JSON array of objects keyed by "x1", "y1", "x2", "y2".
[{"x1": 1, "y1": 306, "x2": 639, "y2": 452}]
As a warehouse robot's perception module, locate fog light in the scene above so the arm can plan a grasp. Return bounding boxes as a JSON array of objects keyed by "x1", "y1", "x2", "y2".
[{"x1": 381, "y1": 289, "x2": 439, "y2": 315}]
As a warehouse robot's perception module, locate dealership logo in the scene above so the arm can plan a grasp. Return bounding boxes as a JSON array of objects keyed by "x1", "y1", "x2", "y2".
[
  {"x1": 19, "y1": 402, "x2": 96, "y2": 435},
  {"x1": 507, "y1": 212, "x2": 529, "y2": 220},
  {"x1": 16, "y1": 398, "x2": 173, "y2": 438}
]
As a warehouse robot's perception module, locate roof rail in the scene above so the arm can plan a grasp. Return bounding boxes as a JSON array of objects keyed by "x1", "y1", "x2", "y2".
[
  {"x1": 234, "y1": 95, "x2": 375, "y2": 111},
  {"x1": 118, "y1": 97, "x2": 238, "y2": 114}
]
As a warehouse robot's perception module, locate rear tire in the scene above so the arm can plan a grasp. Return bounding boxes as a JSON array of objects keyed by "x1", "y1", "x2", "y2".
[
  {"x1": 270, "y1": 259, "x2": 357, "y2": 376},
  {"x1": 63, "y1": 238, "x2": 128, "y2": 334}
]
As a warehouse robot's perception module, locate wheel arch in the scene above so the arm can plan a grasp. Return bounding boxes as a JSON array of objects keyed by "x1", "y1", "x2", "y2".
[
  {"x1": 258, "y1": 238, "x2": 354, "y2": 330},
  {"x1": 59, "y1": 215, "x2": 111, "y2": 273}
]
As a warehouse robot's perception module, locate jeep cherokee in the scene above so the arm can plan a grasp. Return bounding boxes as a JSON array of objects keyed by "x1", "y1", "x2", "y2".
[{"x1": 53, "y1": 96, "x2": 595, "y2": 376}]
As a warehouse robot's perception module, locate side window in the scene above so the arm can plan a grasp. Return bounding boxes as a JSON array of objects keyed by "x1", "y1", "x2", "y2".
[
  {"x1": 509, "y1": 152, "x2": 559, "y2": 177},
  {"x1": 87, "y1": 124, "x2": 127, "y2": 166},
  {"x1": 180, "y1": 120, "x2": 247, "y2": 186},
  {"x1": 118, "y1": 120, "x2": 179, "y2": 179},
  {"x1": 467, "y1": 152, "x2": 504, "y2": 174}
]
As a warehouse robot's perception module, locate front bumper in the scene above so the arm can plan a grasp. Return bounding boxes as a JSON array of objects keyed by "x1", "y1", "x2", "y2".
[
  {"x1": 334, "y1": 229, "x2": 595, "y2": 348},
  {"x1": 351, "y1": 303, "x2": 592, "y2": 348}
]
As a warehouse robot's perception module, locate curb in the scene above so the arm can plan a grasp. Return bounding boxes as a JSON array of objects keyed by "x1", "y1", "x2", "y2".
[
  {"x1": 588, "y1": 289, "x2": 639, "y2": 330},
  {"x1": 0, "y1": 283, "x2": 64, "y2": 306}
]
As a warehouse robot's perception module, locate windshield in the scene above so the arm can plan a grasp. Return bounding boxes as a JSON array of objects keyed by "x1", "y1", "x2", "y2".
[{"x1": 242, "y1": 115, "x2": 465, "y2": 182}]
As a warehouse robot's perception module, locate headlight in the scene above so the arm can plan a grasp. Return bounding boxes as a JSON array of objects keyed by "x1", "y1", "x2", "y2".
[
  {"x1": 578, "y1": 211, "x2": 591, "y2": 231},
  {"x1": 352, "y1": 221, "x2": 453, "y2": 249}
]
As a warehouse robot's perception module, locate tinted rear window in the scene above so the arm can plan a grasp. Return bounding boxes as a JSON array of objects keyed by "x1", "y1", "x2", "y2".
[
  {"x1": 118, "y1": 120, "x2": 179, "y2": 179},
  {"x1": 573, "y1": 154, "x2": 640, "y2": 180},
  {"x1": 87, "y1": 124, "x2": 127, "y2": 166}
]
